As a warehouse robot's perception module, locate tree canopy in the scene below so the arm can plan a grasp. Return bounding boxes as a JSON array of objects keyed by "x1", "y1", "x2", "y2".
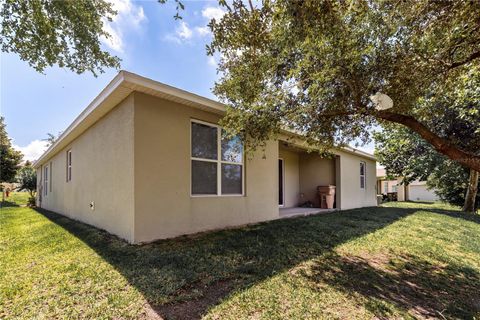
[
  {"x1": 207, "y1": 0, "x2": 480, "y2": 170},
  {"x1": 0, "y1": 117, "x2": 23, "y2": 183},
  {"x1": 0, "y1": 0, "x2": 120, "y2": 75},
  {"x1": 16, "y1": 164, "x2": 37, "y2": 198}
]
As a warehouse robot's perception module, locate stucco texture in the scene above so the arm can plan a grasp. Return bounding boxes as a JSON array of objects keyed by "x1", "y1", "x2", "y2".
[
  {"x1": 37, "y1": 96, "x2": 135, "y2": 242},
  {"x1": 335, "y1": 150, "x2": 377, "y2": 210},
  {"x1": 133, "y1": 93, "x2": 278, "y2": 243},
  {"x1": 36, "y1": 91, "x2": 376, "y2": 244}
]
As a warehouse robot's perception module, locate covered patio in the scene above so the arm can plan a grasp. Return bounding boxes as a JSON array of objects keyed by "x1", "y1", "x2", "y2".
[{"x1": 277, "y1": 141, "x2": 340, "y2": 216}]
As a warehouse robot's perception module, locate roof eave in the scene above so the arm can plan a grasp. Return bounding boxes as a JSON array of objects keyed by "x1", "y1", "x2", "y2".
[
  {"x1": 33, "y1": 70, "x2": 376, "y2": 167},
  {"x1": 33, "y1": 71, "x2": 128, "y2": 168}
]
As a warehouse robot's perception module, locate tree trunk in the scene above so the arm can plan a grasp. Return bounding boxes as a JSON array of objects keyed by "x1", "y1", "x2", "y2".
[
  {"x1": 462, "y1": 169, "x2": 479, "y2": 213},
  {"x1": 376, "y1": 111, "x2": 480, "y2": 172}
]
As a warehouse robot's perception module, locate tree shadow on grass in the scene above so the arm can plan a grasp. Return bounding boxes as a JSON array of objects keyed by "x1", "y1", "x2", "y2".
[
  {"x1": 424, "y1": 208, "x2": 480, "y2": 224},
  {"x1": 302, "y1": 252, "x2": 480, "y2": 319},
  {"x1": 33, "y1": 205, "x2": 475, "y2": 319},
  {"x1": 1, "y1": 200, "x2": 19, "y2": 207}
]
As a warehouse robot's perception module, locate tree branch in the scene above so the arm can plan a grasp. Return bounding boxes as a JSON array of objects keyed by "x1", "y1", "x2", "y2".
[
  {"x1": 448, "y1": 50, "x2": 480, "y2": 70},
  {"x1": 375, "y1": 111, "x2": 480, "y2": 172}
]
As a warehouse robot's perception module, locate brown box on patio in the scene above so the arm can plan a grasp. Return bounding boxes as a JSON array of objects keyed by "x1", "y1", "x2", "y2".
[
  {"x1": 317, "y1": 185, "x2": 336, "y2": 195},
  {"x1": 317, "y1": 185, "x2": 336, "y2": 209}
]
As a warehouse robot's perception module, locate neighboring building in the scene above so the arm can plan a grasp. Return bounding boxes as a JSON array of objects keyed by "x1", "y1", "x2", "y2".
[
  {"x1": 376, "y1": 168, "x2": 439, "y2": 202},
  {"x1": 33, "y1": 71, "x2": 377, "y2": 244}
]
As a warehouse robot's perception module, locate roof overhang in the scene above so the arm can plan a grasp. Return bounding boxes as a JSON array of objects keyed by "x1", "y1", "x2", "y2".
[
  {"x1": 33, "y1": 71, "x2": 225, "y2": 168},
  {"x1": 34, "y1": 71, "x2": 375, "y2": 167}
]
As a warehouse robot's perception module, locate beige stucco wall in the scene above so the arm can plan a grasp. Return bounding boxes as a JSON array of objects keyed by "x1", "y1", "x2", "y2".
[
  {"x1": 299, "y1": 153, "x2": 336, "y2": 207},
  {"x1": 37, "y1": 96, "x2": 135, "y2": 242},
  {"x1": 379, "y1": 180, "x2": 398, "y2": 194},
  {"x1": 335, "y1": 150, "x2": 377, "y2": 210},
  {"x1": 133, "y1": 93, "x2": 278, "y2": 243},
  {"x1": 397, "y1": 181, "x2": 406, "y2": 201},
  {"x1": 278, "y1": 147, "x2": 300, "y2": 207},
  {"x1": 35, "y1": 89, "x2": 377, "y2": 244}
]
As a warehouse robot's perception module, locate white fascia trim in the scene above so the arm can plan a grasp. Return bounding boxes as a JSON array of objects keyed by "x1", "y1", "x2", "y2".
[
  {"x1": 122, "y1": 71, "x2": 226, "y2": 114},
  {"x1": 279, "y1": 129, "x2": 376, "y2": 161}
]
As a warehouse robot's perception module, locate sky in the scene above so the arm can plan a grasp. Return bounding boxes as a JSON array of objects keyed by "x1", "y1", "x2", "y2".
[{"x1": 0, "y1": 0, "x2": 374, "y2": 161}]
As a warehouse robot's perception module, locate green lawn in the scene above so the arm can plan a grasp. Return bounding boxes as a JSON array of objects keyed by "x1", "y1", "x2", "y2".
[{"x1": 1, "y1": 193, "x2": 480, "y2": 319}]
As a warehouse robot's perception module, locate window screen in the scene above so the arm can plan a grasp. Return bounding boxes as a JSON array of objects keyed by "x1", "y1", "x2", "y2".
[{"x1": 191, "y1": 121, "x2": 243, "y2": 195}]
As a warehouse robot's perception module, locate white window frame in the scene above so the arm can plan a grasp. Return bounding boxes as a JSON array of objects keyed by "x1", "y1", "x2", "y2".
[
  {"x1": 360, "y1": 161, "x2": 366, "y2": 190},
  {"x1": 49, "y1": 161, "x2": 53, "y2": 192},
  {"x1": 384, "y1": 181, "x2": 388, "y2": 193},
  {"x1": 44, "y1": 165, "x2": 49, "y2": 196},
  {"x1": 66, "y1": 150, "x2": 72, "y2": 182},
  {"x1": 190, "y1": 119, "x2": 244, "y2": 197}
]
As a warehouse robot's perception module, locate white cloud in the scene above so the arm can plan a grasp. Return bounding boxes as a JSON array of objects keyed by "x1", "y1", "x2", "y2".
[
  {"x1": 207, "y1": 56, "x2": 217, "y2": 67},
  {"x1": 165, "y1": 21, "x2": 195, "y2": 43},
  {"x1": 102, "y1": 23, "x2": 123, "y2": 52},
  {"x1": 202, "y1": 6, "x2": 226, "y2": 21},
  {"x1": 13, "y1": 140, "x2": 49, "y2": 162},
  {"x1": 164, "y1": 6, "x2": 225, "y2": 43},
  {"x1": 195, "y1": 26, "x2": 210, "y2": 37},
  {"x1": 177, "y1": 21, "x2": 193, "y2": 40},
  {"x1": 101, "y1": 0, "x2": 147, "y2": 53}
]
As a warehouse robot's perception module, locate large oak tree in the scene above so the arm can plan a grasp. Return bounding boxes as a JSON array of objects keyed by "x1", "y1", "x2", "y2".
[
  {"x1": 1, "y1": 0, "x2": 479, "y2": 173},
  {"x1": 207, "y1": 0, "x2": 480, "y2": 171}
]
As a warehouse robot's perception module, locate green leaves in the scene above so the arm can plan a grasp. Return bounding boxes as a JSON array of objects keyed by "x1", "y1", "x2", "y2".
[
  {"x1": 208, "y1": 0, "x2": 480, "y2": 157},
  {"x1": 0, "y1": 117, "x2": 22, "y2": 183},
  {"x1": 0, "y1": 0, "x2": 120, "y2": 75},
  {"x1": 16, "y1": 165, "x2": 37, "y2": 197}
]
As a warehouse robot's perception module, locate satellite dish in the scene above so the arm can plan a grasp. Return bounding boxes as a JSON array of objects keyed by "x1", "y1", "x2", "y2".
[{"x1": 370, "y1": 92, "x2": 393, "y2": 110}]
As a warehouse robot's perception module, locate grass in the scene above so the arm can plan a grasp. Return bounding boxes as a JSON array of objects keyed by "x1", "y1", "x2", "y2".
[{"x1": 1, "y1": 193, "x2": 480, "y2": 319}]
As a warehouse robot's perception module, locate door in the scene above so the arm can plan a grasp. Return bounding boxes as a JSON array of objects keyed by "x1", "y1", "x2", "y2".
[{"x1": 279, "y1": 158, "x2": 284, "y2": 206}]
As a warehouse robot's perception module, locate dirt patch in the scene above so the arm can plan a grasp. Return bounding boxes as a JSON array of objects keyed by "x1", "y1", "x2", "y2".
[{"x1": 151, "y1": 279, "x2": 235, "y2": 320}]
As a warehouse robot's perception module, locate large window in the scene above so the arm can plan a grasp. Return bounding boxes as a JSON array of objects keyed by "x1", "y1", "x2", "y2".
[
  {"x1": 360, "y1": 162, "x2": 366, "y2": 189},
  {"x1": 66, "y1": 150, "x2": 72, "y2": 182},
  {"x1": 191, "y1": 120, "x2": 243, "y2": 196},
  {"x1": 44, "y1": 165, "x2": 49, "y2": 196}
]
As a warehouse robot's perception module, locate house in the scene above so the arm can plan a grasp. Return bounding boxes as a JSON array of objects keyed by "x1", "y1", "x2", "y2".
[
  {"x1": 33, "y1": 71, "x2": 377, "y2": 244},
  {"x1": 376, "y1": 168, "x2": 439, "y2": 202}
]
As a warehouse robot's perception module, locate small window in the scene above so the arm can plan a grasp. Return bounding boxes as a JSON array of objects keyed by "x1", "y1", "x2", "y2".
[
  {"x1": 44, "y1": 166, "x2": 49, "y2": 196},
  {"x1": 360, "y1": 162, "x2": 366, "y2": 189},
  {"x1": 49, "y1": 161, "x2": 53, "y2": 192},
  {"x1": 384, "y1": 181, "x2": 388, "y2": 193},
  {"x1": 191, "y1": 120, "x2": 243, "y2": 196},
  {"x1": 66, "y1": 150, "x2": 72, "y2": 182},
  {"x1": 392, "y1": 185, "x2": 398, "y2": 192}
]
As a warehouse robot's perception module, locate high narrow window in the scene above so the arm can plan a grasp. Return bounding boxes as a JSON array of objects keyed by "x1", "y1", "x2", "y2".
[
  {"x1": 191, "y1": 120, "x2": 243, "y2": 196},
  {"x1": 66, "y1": 150, "x2": 72, "y2": 182},
  {"x1": 44, "y1": 165, "x2": 49, "y2": 196},
  {"x1": 360, "y1": 162, "x2": 366, "y2": 189},
  {"x1": 49, "y1": 161, "x2": 52, "y2": 192}
]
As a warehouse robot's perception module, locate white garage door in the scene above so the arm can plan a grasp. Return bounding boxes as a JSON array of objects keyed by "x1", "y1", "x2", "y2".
[{"x1": 409, "y1": 185, "x2": 439, "y2": 202}]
